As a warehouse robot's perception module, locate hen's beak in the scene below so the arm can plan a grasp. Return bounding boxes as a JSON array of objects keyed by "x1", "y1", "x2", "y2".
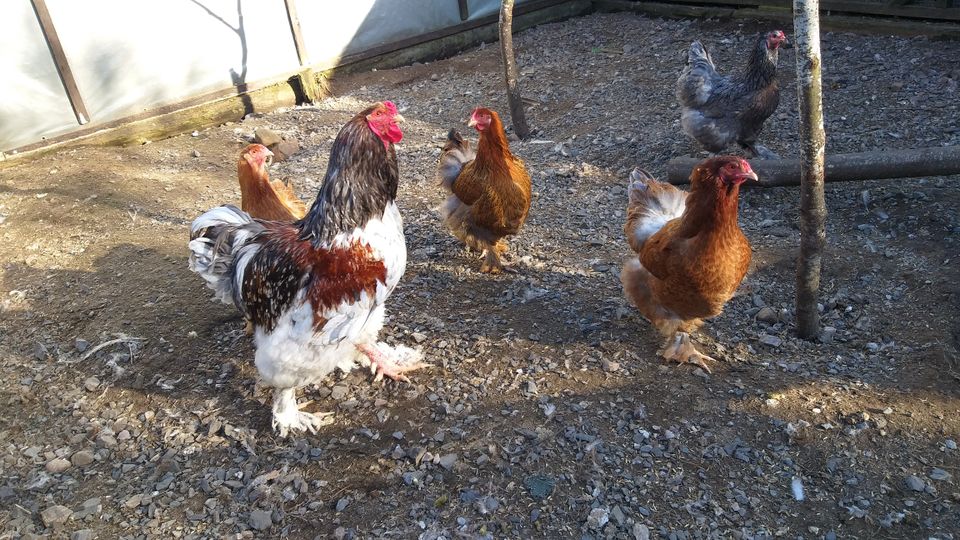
[
  {"x1": 393, "y1": 113, "x2": 406, "y2": 124},
  {"x1": 263, "y1": 149, "x2": 274, "y2": 168},
  {"x1": 781, "y1": 37, "x2": 793, "y2": 49},
  {"x1": 740, "y1": 169, "x2": 759, "y2": 182},
  {"x1": 467, "y1": 117, "x2": 478, "y2": 128}
]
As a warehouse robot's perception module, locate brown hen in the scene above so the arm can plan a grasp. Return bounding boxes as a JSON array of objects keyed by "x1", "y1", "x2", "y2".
[
  {"x1": 238, "y1": 143, "x2": 307, "y2": 222},
  {"x1": 437, "y1": 107, "x2": 531, "y2": 273},
  {"x1": 621, "y1": 156, "x2": 757, "y2": 372}
]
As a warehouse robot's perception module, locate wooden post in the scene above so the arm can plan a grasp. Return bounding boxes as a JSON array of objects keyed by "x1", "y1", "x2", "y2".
[
  {"x1": 457, "y1": 0, "x2": 470, "y2": 21},
  {"x1": 31, "y1": 0, "x2": 91, "y2": 125},
  {"x1": 794, "y1": 0, "x2": 827, "y2": 340},
  {"x1": 499, "y1": 0, "x2": 531, "y2": 139},
  {"x1": 283, "y1": 0, "x2": 309, "y2": 66}
]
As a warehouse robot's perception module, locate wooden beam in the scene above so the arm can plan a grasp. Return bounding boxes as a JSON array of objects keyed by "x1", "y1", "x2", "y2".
[
  {"x1": 594, "y1": 0, "x2": 960, "y2": 36},
  {"x1": 458, "y1": 0, "x2": 470, "y2": 20},
  {"x1": 666, "y1": 147, "x2": 960, "y2": 186},
  {"x1": 30, "y1": 0, "x2": 91, "y2": 125},
  {"x1": 283, "y1": 0, "x2": 309, "y2": 66}
]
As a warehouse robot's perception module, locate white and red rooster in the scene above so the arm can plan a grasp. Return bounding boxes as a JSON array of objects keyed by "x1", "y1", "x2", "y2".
[{"x1": 188, "y1": 101, "x2": 427, "y2": 436}]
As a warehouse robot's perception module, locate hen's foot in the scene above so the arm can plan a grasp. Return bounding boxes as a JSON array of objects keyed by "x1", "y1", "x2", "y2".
[
  {"x1": 271, "y1": 388, "x2": 333, "y2": 437},
  {"x1": 479, "y1": 249, "x2": 515, "y2": 274},
  {"x1": 357, "y1": 343, "x2": 429, "y2": 383},
  {"x1": 660, "y1": 332, "x2": 716, "y2": 374},
  {"x1": 494, "y1": 240, "x2": 509, "y2": 255}
]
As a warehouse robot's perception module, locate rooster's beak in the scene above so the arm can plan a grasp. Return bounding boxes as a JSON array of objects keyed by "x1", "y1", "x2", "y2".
[
  {"x1": 393, "y1": 113, "x2": 406, "y2": 123},
  {"x1": 782, "y1": 37, "x2": 793, "y2": 49}
]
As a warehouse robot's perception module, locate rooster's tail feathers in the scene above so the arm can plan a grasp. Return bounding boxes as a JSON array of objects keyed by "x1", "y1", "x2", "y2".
[
  {"x1": 438, "y1": 128, "x2": 476, "y2": 192},
  {"x1": 188, "y1": 205, "x2": 263, "y2": 309}
]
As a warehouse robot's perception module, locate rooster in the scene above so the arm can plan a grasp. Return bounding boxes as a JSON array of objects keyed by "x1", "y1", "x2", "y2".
[
  {"x1": 676, "y1": 30, "x2": 790, "y2": 160},
  {"x1": 620, "y1": 156, "x2": 757, "y2": 373},
  {"x1": 188, "y1": 102, "x2": 427, "y2": 436},
  {"x1": 237, "y1": 143, "x2": 307, "y2": 222},
  {"x1": 437, "y1": 107, "x2": 531, "y2": 273}
]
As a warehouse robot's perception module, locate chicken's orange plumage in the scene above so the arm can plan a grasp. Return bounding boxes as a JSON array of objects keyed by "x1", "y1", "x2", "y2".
[
  {"x1": 437, "y1": 107, "x2": 531, "y2": 273},
  {"x1": 237, "y1": 144, "x2": 307, "y2": 222},
  {"x1": 621, "y1": 156, "x2": 757, "y2": 372}
]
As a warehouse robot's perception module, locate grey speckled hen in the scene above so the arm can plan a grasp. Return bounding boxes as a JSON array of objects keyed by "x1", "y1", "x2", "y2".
[{"x1": 676, "y1": 30, "x2": 791, "y2": 159}]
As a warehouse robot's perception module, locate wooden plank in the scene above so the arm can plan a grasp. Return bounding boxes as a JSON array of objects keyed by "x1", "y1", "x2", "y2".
[
  {"x1": 283, "y1": 0, "x2": 309, "y2": 66},
  {"x1": 597, "y1": 0, "x2": 960, "y2": 37},
  {"x1": 30, "y1": 0, "x2": 91, "y2": 125},
  {"x1": 458, "y1": 0, "x2": 470, "y2": 20},
  {"x1": 615, "y1": 0, "x2": 960, "y2": 21}
]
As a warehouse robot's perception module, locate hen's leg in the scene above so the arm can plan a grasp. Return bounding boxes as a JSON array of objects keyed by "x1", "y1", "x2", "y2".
[
  {"x1": 744, "y1": 142, "x2": 780, "y2": 160},
  {"x1": 357, "y1": 343, "x2": 429, "y2": 383},
  {"x1": 661, "y1": 332, "x2": 716, "y2": 373},
  {"x1": 271, "y1": 387, "x2": 334, "y2": 437}
]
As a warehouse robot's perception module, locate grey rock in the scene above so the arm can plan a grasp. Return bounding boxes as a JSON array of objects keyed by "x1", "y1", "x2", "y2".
[
  {"x1": 83, "y1": 376, "x2": 100, "y2": 392},
  {"x1": 335, "y1": 497, "x2": 350, "y2": 512},
  {"x1": 71, "y1": 450, "x2": 95, "y2": 467},
  {"x1": 438, "y1": 453, "x2": 458, "y2": 470},
  {"x1": 74, "y1": 339, "x2": 89, "y2": 353},
  {"x1": 272, "y1": 137, "x2": 300, "y2": 161},
  {"x1": 71, "y1": 530, "x2": 95, "y2": 540},
  {"x1": 930, "y1": 468, "x2": 952, "y2": 481},
  {"x1": 756, "y1": 306, "x2": 778, "y2": 323},
  {"x1": 759, "y1": 334, "x2": 783, "y2": 348},
  {"x1": 40, "y1": 504, "x2": 72, "y2": 527},
  {"x1": 46, "y1": 458, "x2": 71, "y2": 473},
  {"x1": 905, "y1": 474, "x2": 926, "y2": 492},
  {"x1": 248, "y1": 509, "x2": 273, "y2": 531},
  {"x1": 331, "y1": 385, "x2": 349, "y2": 401},
  {"x1": 945, "y1": 439, "x2": 957, "y2": 450},
  {"x1": 587, "y1": 507, "x2": 609, "y2": 529},
  {"x1": 633, "y1": 523, "x2": 651, "y2": 540},
  {"x1": 253, "y1": 127, "x2": 282, "y2": 147}
]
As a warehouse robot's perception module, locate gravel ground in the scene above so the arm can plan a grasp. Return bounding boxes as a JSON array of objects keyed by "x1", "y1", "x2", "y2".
[{"x1": 1, "y1": 12, "x2": 959, "y2": 540}]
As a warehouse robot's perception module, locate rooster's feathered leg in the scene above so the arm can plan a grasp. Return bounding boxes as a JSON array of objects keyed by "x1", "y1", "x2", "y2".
[
  {"x1": 271, "y1": 388, "x2": 334, "y2": 437},
  {"x1": 357, "y1": 343, "x2": 429, "y2": 382}
]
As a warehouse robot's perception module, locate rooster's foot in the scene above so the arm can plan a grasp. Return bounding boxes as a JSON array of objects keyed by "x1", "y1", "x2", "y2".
[
  {"x1": 661, "y1": 332, "x2": 716, "y2": 374},
  {"x1": 357, "y1": 343, "x2": 429, "y2": 383},
  {"x1": 271, "y1": 388, "x2": 333, "y2": 437}
]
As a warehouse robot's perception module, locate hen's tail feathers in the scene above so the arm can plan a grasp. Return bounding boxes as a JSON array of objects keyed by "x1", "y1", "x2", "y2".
[
  {"x1": 623, "y1": 168, "x2": 687, "y2": 252},
  {"x1": 687, "y1": 40, "x2": 715, "y2": 69},
  {"x1": 438, "y1": 128, "x2": 476, "y2": 192},
  {"x1": 188, "y1": 205, "x2": 263, "y2": 310}
]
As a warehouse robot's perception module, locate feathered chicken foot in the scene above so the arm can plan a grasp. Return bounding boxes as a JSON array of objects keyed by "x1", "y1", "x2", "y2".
[
  {"x1": 479, "y1": 244, "x2": 516, "y2": 274},
  {"x1": 357, "y1": 343, "x2": 429, "y2": 383},
  {"x1": 271, "y1": 387, "x2": 334, "y2": 437},
  {"x1": 244, "y1": 319, "x2": 254, "y2": 336},
  {"x1": 661, "y1": 332, "x2": 716, "y2": 374}
]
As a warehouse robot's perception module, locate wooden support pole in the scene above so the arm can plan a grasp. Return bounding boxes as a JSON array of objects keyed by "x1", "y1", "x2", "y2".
[
  {"x1": 665, "y1": 146, "x2": 960, "y2": 186},
  {"x1": 499, "y1": 0, "x2": 532, "y2": 139},
  {"x1": 794, "y1": 0, "x2": 827, "y2": 340},
  {"x1": 458, "y1": 0, "x2": 470, "y2": 21},
  {"x1": 283, "y1": 0, "x2": 309, "y2": 66},
  {"x1": 30, "y1": 0, "x2": 91, "y2": 125}
]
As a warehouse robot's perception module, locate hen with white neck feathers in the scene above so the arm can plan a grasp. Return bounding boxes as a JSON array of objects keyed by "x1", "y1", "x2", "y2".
[{"x1": 188, "y1": 101, "x2": 426, "y2": 436}]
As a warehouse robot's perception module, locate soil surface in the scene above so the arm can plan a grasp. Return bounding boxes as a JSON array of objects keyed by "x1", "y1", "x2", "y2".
[{"x1": 2, "y1": 12, "x2": 959, "y2": 540}]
